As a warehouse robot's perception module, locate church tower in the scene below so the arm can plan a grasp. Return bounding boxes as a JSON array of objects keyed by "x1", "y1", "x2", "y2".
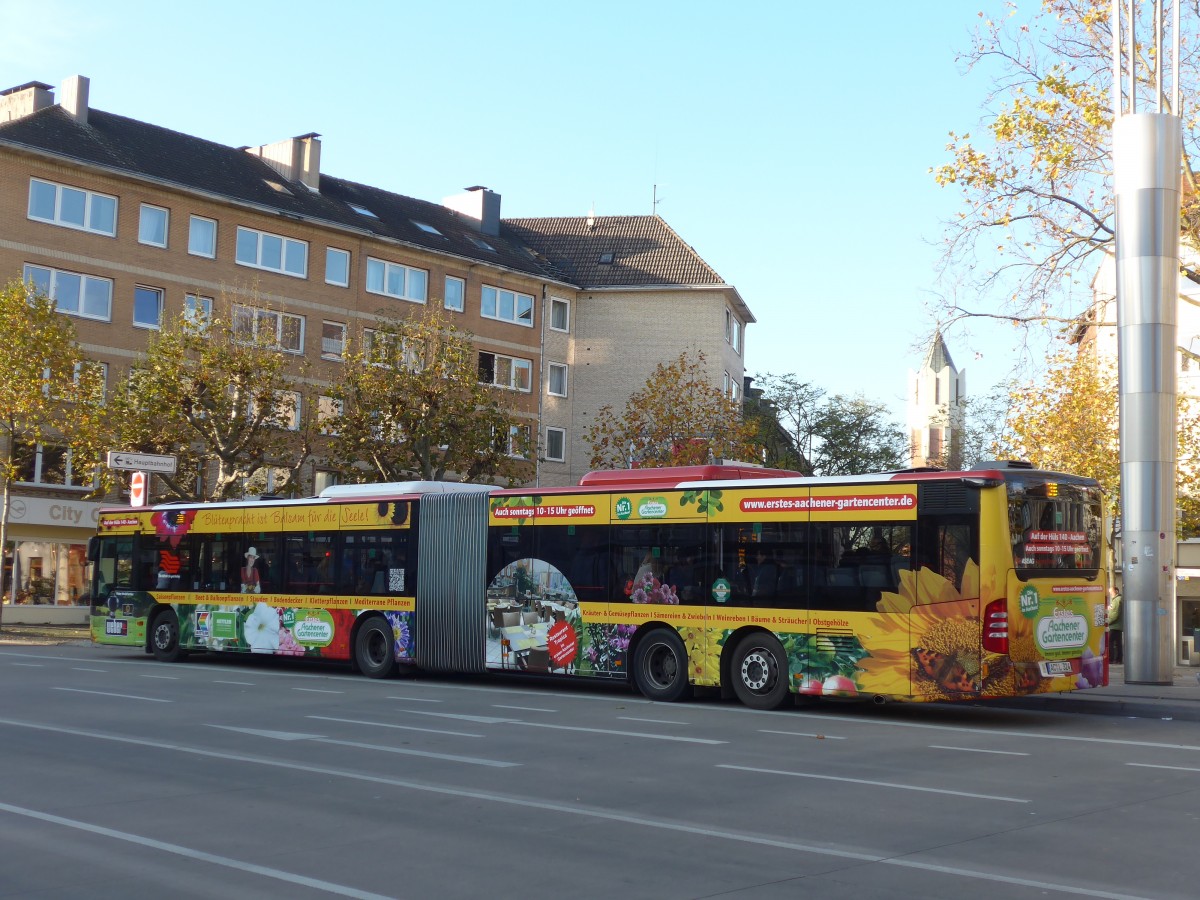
[{"x1": 907, "y1": 333, "x2": 966, "y2": 469}]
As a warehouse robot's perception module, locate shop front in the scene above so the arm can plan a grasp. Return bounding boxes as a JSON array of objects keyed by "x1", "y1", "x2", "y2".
[{"x1": 2, "y1": 494, "x2": 100, "y2": 624}]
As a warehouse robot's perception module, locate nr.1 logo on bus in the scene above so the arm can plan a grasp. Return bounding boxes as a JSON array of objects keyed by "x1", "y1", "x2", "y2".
[
  {"x1": 1019, "y1": 586, "x2": 1041, "y2": 619},
  {"x1": 615, "y1": 497, "x2": 632, "y2": 520}
]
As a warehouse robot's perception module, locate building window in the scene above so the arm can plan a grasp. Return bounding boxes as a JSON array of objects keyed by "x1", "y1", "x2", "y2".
[
  {"x1": 366, "y1": 257, "x2": 427, "y2": 303},
  {"x1": 184, "y1": 294, "x2": 212, "y2": 330},
  {"x1": 235, "y1": 226, "x2": 308, "y2": 278},
  {"x1": 188, "y1": 215, "x2": 217, "y2": 257},
  {"x1": 444, "y1": 276, "x2": 465, "y2": 312},
  {"x1": 321, "y1": 321, "x2": 346, "y2": 360},
  {"x1": 314, "y1": 470, "x2": 339, "y2": 493},
  {"x1": 732, "y1": 319, "x2": 741, "y2": 354},
  {"x1": 363, "y1": 329, "x2": 422, "y2": 371},
  {"x1": 318, "y1": 396, "x2": 343, "y2": 435},
  {"x1": 138, "y1": 204, "x2": 169, "y2": 247},
  {"x1": 133, "y1": 286, "x2": 163, "y2": 329},
  {"x1": 15, "y1": 441, "x2": 92, "y2": 489},
  {"x1": 550, "y1": 298, "x2": 569, "y2": 332},
  {"x1": 547, "y1": 362, "x2": 568, "y2": 397},
  {"x1": 277, "y1": 391, "x2": 301, "y2": 431},
  {"x1": 478, "y1": 352, "x2": 532, "y2": 392},
  {"x1": 27, "y1": 178, "x2": 116, "y2": 236},
  {"x1": 501, "y1": 424, "x2": 531, "y2": 459},
  {"x1": 326, "y1": 247, "x2": 350, "y2": 287},
  {"x1": 232, "y1": 304, "x2": 304, "y2": 353},
  {"x1": 23, "y1": 264, "x2": 112, "y2": 321},
  {"x1": 481, "y1": 285, "x2": 533, "y2": 327},
  {"x1": 545, "y1": 427, "x2": 566, "y2": 462}
]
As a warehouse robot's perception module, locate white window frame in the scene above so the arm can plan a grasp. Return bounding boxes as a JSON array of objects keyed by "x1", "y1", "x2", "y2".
[
  {"x1": 188, "y1": 215, "x2": 217, "y2": 258},
  {"x1": 138, "y1": 203, "x2": 169, "y2": 248},
  {"x1": 544, "y1": 427, "x2": 566, "y2": 463},
  {"x1": 478, "y1": 351, "x2": 532, "y2": 392},
  {"x1": 232, "y1": 304, "x2": 305, "y2": 354},
  {"x1": 23, "y1": 264, "x2": 112, "y2": 322},
  {"x1": 547, "y1": 362, "x2": 568, "y2": 397},
  {"x1": 732, "y1": 318, "x2": 742, "y2": 354},
  {"x1": 481, "y1": 285, "x2": 534, "y2": 327},
  {"x1": 366, "y1": 257, "x2": 428, "y2": 304},
  {"x1": 27, "y1": 177, "x2": 117, "y2": 236},
  {"x1": 235, "y1": 226, "x2": 308, "y2": 278},
  {"x1": 325, "y1": 247, "x2": 350, "y2": 287},
  {"x1": 505, "y1": 424, "x2": 531, "y2": 459},
  {"x1": 278, "y1": 391, "x2": 301, "y2": 431},
  {"x1": 133, "y1": 285, "x2": 164, "y2": 330},
  {"x1": 15, "y1": 441, "x2": 94, "y2": 490},
  {"x1": 444, "y1": 275, "x2": 465, "y2": 312},
  {"x1": 549, "y1": 297, "x2": 570, "y2": 332},
  {"x1": 184, "y1": 294, "x2": 213, "y2": 330},
  {"x1": 321, "y1": 321, "x2": 346, "y2": 360}
]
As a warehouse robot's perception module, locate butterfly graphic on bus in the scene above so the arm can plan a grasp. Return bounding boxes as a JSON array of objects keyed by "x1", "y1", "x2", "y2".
[{"x1": 911, "y1": 647, "x2": 981, "y2": 693}]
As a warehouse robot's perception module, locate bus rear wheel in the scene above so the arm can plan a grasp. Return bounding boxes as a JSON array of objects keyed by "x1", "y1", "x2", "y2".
[
  {"x1": 731, "y1": 633, "x2": 789, "y2": 710},
  {"x1": 354, "y1": 616, "x2": 396, "y2": 678},
  {"x1": 149, "y1": 609, "x2": 187, "y2": 663},
  {"x1": 632, "y1": 628, "x2": 690, "y2": 702}
]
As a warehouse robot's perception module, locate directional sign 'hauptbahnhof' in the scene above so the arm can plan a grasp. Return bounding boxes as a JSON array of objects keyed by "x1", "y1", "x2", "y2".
[{"x1": 105, "y1": 451, "x2": 178, "y2": 474}]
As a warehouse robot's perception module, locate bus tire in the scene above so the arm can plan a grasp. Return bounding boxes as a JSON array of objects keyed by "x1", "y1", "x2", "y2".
[
  {"x1": 354, "y1": 616, "x2": 396, "y2": 679},
  {"x1": 149, "y1": 608, "x2": 187, "y2": 663},
  {"x1": 731, "y1": 633, "x2": 789, "y2": 710},
  {"x1": 632, "y1": 628, "x2": 690, "y2": 702}
]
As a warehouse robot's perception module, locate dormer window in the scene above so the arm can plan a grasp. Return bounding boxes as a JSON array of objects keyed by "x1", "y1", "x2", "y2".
[{"x1": 598, "y1": 252, "x2": 614, "y2": 264}]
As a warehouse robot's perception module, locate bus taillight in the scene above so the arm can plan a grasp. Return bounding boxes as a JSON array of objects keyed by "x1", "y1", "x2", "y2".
[{"x1": 982, "y1": 598, "x2": 1009, "y2": 655}]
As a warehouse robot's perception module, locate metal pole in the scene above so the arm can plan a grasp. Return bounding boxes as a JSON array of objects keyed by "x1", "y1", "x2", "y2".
[{"x1": 1112, "y1": 0, "x2": 1181, "y2": 684}]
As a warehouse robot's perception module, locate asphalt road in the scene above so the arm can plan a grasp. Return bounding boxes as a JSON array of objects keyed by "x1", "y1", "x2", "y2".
[{"x1": 1, "y1": 644, "x2": 1198, "y2": 899}]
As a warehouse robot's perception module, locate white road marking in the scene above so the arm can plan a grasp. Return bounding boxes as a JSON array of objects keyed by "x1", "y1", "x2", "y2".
[
  {"x1": 0, "y1": 800, "x2": 391, "y2": 900},
  {"x1": 492, "y1": 704, "x2": 555, "y2": 713},
  {"x1": 209, "y1": 724, "x2": 514, "y2": 767},
  {"x1": 0, "y1": 716, "x2": 1142, "y2": 899},
  {"x1": 930, "y1": 745, "x2": 1030, "y2": 756},
  {"x1": 214, "y1": 680, "x2": 255, "y2": 686},
  {"x1": 10, "y1": 663, "x2": 43, "y2": 667},
  {"x1": 1128, "y1": 762, "x2": 1200, "y2": 773},
  {"x1": 717, "y1": 764, "x2": 1029, "y2": 803},
  {"x1": 386, "y1": 696, "x2": 442, "y2": 703},
  {"x1": 53, "y1": 687, "x2": 170, "y2": 703},
  {"x1": 137, "y1": 674, "x2": 179, "y2": 680},
  {"x1": 293, "y1": 687, "x2": 342, "y2": 694},
  {"x1": 760, "y1": 729, "x2": 846, "y2": 740},
  {"x1": 618, "y1": 716, "x2": 689, "y2": 725},
  {"x1": 71, "y1": 667, "x2": 106, "y2": 672},
  {"x1": 308, "y1": 715, "x2": 482, "y2": 738}
]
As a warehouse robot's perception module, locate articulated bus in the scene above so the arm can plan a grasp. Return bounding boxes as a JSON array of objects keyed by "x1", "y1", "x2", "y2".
[{"x1": 89, "y1": 461, "x2": 1108, "y2": 709}]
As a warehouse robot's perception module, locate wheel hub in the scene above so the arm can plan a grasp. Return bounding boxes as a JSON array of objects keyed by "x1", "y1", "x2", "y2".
[{"x1": 740, "y1": 649, "x2": 772, "y2": 691}]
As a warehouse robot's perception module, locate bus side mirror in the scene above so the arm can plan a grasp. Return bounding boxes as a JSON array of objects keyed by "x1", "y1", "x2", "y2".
[{"x1": 87, "y1": 537, "x2": 100, "y2": 562}]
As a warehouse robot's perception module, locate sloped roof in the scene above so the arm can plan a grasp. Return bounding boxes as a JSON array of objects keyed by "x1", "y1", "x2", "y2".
[
  {"x1": 502, "y1": 215, "x2": 727, "y2": 289},
  {"x1": 0, "y1": 105, "x2": 553, "y2": 279},
  {"x1": 923, "y1": 332, "x2": 957, "y2": 372}
]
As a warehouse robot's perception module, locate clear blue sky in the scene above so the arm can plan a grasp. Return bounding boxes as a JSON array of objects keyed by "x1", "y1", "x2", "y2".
[{"x1": 1, "y1": 0, "x2": 1037, "y2": 423}]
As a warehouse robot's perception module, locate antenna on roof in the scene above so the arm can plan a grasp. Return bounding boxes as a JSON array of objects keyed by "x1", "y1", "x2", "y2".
[
  {"x1": 653, "y1": 183, "x2": 663, "y2": 216},
  {"x1": 587, "y1": 205, "x2": 595, "y2": 230}
]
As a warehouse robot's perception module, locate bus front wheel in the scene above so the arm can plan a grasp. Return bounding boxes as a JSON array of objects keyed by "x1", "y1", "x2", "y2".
[
  {"x1": 632, "y1": 628, "x2": 690, "y2": 702},
  {"x1": 731, "y1": 633, "x2": 789, "y2": 710},
  {"x1": 354, "y1": 616, "x2": 396, "y2": 678},
  {"x1": 149, "y1": 609, "x2": 187, "y2": 663}
]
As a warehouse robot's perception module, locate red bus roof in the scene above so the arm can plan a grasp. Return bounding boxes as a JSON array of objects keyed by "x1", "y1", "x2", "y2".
[{"x1": 578, "y1": 465, "x2": 803, "y2": 489}]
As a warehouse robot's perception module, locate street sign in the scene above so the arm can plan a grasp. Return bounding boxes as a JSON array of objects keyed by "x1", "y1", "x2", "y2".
[
  {"x1": 106, "y1": 451, "x2": 177, "y2": 474},
  {"x1": 129, "y1": 471, "x2": 147, "y2": 507}
]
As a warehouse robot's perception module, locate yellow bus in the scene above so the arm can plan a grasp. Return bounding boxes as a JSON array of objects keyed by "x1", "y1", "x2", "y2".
[{"x1": 90, "y1": 461, "x2": 1107, "y2": 708}]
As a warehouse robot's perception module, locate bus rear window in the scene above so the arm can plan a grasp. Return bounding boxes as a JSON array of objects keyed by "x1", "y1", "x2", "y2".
[{"x1": 1007, "y1": 477, "x2": 1102, "y2": 574}]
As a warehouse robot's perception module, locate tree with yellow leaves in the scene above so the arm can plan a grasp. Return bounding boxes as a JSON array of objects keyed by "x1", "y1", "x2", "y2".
[
  {"x1": 933, "y1": 1, "x2": 1200, "y2": 335},
  {"x1": 584, "y1": 351, "x2": 760, "y2": 470},
  {"x1": 995, "y1": 342, "x2": 1200, "y2": 537}
]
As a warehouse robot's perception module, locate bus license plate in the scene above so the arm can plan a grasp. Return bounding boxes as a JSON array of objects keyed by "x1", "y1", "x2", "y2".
[
  {"x1": 1041, "y1": 660, "x2": 1073, "y2": 676},
  {"x1": 105, "y1": 619, "x2": 128, "y2": 636}
]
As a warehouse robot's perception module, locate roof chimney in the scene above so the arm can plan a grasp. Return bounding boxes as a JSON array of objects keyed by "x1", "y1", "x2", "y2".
[
  {"x1": 245, "y1": 133, "x2": 322, "y2": 191},
  {"x1": 443, "y1": 186, "x2": 501, "y2": 236},
  {"x1": 0, "y1": 81, "x2": 54, "y2": 123},
  {"x1": 60, "y1": 75, "x2": 89, "y2": 124}
]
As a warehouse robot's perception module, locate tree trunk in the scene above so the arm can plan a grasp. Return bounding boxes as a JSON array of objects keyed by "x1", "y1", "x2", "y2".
[{"x1": 0, "y1": 476, "x2": 9, "y2": 628}]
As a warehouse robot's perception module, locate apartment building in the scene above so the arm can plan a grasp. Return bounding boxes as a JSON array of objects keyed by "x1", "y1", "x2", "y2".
[{"x1": 0, "y1": 75, "x2": 752, "y2": 611}]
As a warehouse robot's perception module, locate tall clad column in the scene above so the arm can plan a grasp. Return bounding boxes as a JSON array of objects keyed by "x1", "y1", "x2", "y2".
[{"x1": 1112, "y1": 2, "x2": 1182, "y2": 685}]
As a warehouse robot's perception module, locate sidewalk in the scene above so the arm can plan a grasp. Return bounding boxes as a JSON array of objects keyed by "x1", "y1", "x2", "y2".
[
  {"x1": 989, "y1": 664, "x2": 1200, "y2": 721},
  {"x1": 0, "y1": 623, "x2": 91, "y2": 646}
]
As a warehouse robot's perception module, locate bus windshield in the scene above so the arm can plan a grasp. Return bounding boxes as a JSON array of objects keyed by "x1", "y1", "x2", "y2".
[{"x1": 1006, "y1": 475, "x2": 1103, "y2": 575}]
